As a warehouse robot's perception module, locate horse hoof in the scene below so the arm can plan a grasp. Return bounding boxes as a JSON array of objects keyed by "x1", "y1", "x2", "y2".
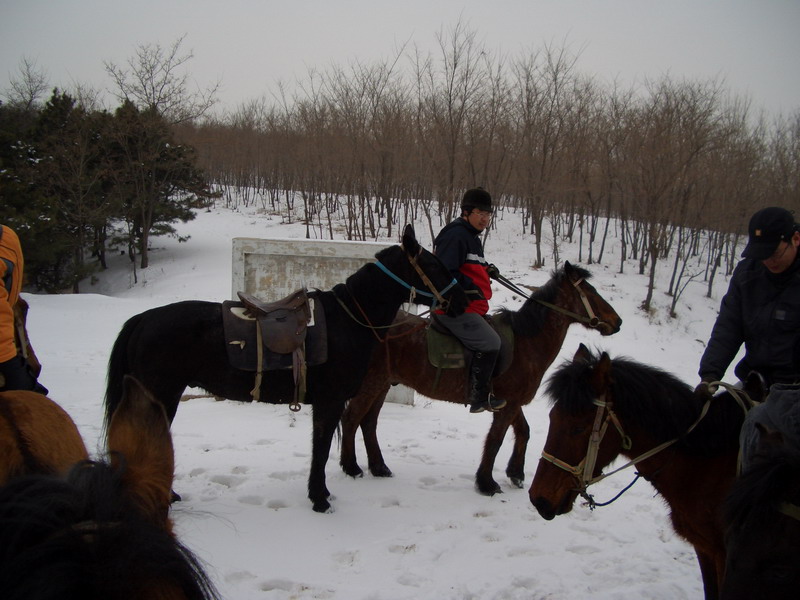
[
  {"x1": 170, "y1": 490, "x2": 182, "y2": 503},
  {"x1": 509, "y1": 477, "x2": 525, "y2": 489},
  {"x1": 342, "y1": 465, "x2": 364, "y2": 479},
  {"x1": 476, "y1": 481, "x2": 503, "y2": 496},
  {"x1": 370, "y1": 466, "x2": 393, "y2": 478},
  {"x1": 312, "y1": 500, "x2": 333, "y2": 513}
]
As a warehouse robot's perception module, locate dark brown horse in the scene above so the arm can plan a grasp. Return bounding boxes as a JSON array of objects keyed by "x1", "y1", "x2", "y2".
[
  {"x1": 0, "y1": 375, "x2": 219, "y2": 599},
  {"x1": 0, "y1": 389, "x2": 88, "y2": 483},
  {"x1": 105, "y1": 225, "x2": 467, "y2": 513},
  {"x1": 529, "y1": 344, "x2": 764, "y2": 600},
  {"x1": 721, "y1": 426, "x2": 800, "y2": 600},
  {"x1": 340, "y1": 262, "x2": 622, "y2": 495}
]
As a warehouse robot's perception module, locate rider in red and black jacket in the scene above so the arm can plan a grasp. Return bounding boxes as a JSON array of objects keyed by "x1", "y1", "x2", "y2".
[{"x1": 433, "y1": 188, "x2": 506, "y2": 414}]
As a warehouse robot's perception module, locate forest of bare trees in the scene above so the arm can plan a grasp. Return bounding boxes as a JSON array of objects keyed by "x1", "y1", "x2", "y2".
[
  {"x1": 4, "y1": 26, "x2": 799, "y2": 314},
  {"x1": 168, "y1": 26, "x2": 797, "y2": 312}
]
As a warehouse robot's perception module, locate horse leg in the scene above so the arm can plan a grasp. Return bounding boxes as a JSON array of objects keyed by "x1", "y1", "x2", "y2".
[
  {"x1": 695, "y1": 549, "x2": 720, "y2": 600},
  {"x1": 340, "y1": 382, "x2": 390, "y2": 478},
  {"x1": 340, "y1": 407, "x2": 365, "y2": 478},
  {"x1": 474, "y1": 407, "x2": 516, "y2": 496},
  {"x1": 505, "y1": 409, "x2": 530, "y2": 488},
  {"x1": 309, "y1": 400, "x2": 346, "y2": 513},
  {"x1": 361, "y1": 388, "x2": 392, "y2": 477}
]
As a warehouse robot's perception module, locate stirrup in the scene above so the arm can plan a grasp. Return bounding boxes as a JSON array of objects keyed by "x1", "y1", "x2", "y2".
[{"x1": 486, "y1": 394, "x2": 507, "y2": 412}]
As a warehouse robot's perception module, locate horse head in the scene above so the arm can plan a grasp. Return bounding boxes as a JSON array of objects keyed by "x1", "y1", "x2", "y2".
[
  {"x1": 398, "y1": 224, "x2": 467, "y2": 316},
  {"x1": 0, "y1": 375, "x2": 219, "y2": 599},
  {"x1": 106, "y1": 375, "x2": 176, "y2": 532},
  {"x1": 529, "y1": 344, "x2": 628, "y2": 519},
  {"x1": 562, "y1": 262, "x2": 623, "y2": 336}
]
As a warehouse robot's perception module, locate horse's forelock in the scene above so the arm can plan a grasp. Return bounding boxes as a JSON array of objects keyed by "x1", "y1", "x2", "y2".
[
  {"x1": 544, "y1": 357, "x2": 599, "y2": 412},
  {"x1": 560, "y1": 263, "x2": 592, "y2": 282}
]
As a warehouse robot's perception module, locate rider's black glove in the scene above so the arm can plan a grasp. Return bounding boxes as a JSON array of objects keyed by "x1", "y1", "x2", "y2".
[{"x1": 486, "y1": 263, "x2": 500, "y2": 280}]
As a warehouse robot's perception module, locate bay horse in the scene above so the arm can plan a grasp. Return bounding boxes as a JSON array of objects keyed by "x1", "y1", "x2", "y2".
[
  {"x1": 529, "y1": 344, "x2": 764, "y2": 600},
  {"x1": 104, "y1": 225, "x2": 467, "y2": 513},
  {"x1": 0, "y1": 389, "x2": 88, "y2": 483},
  {"x1": 720, "y1": 427, "x2": 800, "y2": 600},
  {"x1": 0, "y1": 375, "x2": 220, "y2": 600},
  {"x1": 340, "y1": 262, "x2": 622, "y2": 495}
]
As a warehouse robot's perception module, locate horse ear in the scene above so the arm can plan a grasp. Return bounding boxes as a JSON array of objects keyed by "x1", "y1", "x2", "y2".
[
  {"x1": 743, "y1": 371, "x2": 768, "y2": 404},
  {"x1": 107, "y1": 375, "x2": 175, "y2": 529},
  {"x1": 591, "y1": 352, "x2": 613, "y2": 395},
  {"x1": 401, "y1": 224, "x2": 420, "y2": 256},
  {"x1": 573, "y1": 343, "x2": 592, "y2": 363}
]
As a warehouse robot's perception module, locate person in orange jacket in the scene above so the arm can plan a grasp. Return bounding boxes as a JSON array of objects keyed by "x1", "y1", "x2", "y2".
[{"x1": 0, "y1": 224, "x2": 45, "y2": 392}]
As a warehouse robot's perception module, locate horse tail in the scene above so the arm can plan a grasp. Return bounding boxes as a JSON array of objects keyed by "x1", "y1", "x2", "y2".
[{"x1": 104, "y1": 312, "x2": 143, "y2": 428}]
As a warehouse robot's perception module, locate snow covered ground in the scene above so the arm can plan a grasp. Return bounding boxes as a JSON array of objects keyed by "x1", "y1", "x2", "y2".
[{"x1": 23, "y1": 201, "x2": 742, "y2": 599}]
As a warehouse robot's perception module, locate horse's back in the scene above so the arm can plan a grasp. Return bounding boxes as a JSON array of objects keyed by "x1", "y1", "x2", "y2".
[
  {"x1": 0, "y1": 391, "x2": 88, "y2": 483},
  {"x1": 106, "y1": 300, "x2": 227, "y2": 423}
]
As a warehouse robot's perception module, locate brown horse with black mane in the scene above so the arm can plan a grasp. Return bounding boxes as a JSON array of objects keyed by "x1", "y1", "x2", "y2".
[
  {"x1": 530, "y1": 344, "x2": 766, "y2": 600},
  {"x1": 340, "y1": 262, "x2": 622, "y2": 495}
]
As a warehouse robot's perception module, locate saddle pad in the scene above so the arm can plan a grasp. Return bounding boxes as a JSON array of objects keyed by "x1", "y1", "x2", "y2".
[{"x1": 222, "y1": 295, "x2": 328, "y2": 371}]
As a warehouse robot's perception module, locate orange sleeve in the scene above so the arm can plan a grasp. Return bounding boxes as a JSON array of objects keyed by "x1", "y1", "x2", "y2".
[{"x1": 0, "y1": 225, "x2": 24, "y2": 362}]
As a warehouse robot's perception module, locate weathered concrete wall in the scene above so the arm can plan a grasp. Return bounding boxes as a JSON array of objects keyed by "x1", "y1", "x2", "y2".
[
  {"x1": 232, "y1": 237, "x2": 387, "y2": 301},
  {"x1": 232, "y1": 237, "x2": 414, "y2": 405}
]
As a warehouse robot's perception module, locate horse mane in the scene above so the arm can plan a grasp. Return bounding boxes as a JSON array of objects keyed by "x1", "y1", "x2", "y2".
[
  {"x1": 545, "y1": 349, "x2": 744, "y2": 455},
  {"x1": 0, "y1": 460, "x2": 219, "y2": 600},
  {"x1": 494, "y1": 264, "x2": 593, "y2": 334},
  {"x1": 724, "y1": 446, "x2": 800, "y2": 531}
]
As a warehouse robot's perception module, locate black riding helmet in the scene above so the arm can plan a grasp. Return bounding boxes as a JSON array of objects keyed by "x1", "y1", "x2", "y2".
[{"x1": 461, "y1": 187, "x2": 492, "y2": 213}]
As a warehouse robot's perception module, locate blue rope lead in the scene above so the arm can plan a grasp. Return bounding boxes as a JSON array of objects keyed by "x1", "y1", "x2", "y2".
[{"x1": 374, "y1": 260, "x2": 457, "y2": 298}]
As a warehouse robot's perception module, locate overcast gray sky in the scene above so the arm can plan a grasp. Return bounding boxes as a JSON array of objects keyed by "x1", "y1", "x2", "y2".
[{"x1": 2, "y1": 0, "x2": 798, "y2": 117}]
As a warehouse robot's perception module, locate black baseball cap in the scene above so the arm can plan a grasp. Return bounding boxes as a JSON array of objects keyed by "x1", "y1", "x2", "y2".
[{"x1": 742, "y1": 207, "x2": 797, "y2": 260}]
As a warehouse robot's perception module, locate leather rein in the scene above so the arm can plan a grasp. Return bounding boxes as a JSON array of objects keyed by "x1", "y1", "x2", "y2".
[{"x1": 492, "y1": 273, "x2": 613, "y2": 334}]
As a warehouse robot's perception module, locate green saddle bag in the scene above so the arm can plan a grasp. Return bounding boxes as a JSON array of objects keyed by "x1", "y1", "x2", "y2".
[{"x1": 425, "y1": 316, "x2": 514, "y2": 389}]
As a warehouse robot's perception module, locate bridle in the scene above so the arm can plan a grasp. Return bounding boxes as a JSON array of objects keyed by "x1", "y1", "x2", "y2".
[
  {"x1": 540, "y1": 380, "x2": 757, "y2": 509},
  {"x1": 539, "y1": 392, "x2": 633, "y2": 508}
]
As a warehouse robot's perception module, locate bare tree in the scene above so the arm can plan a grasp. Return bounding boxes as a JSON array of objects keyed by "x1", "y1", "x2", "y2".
[
  {"x1": 105, "y1": 34, "x2": 220, "y2": 124},
  {"x1": 3, "y1": 57, "x2": 49, "y2": 110}
]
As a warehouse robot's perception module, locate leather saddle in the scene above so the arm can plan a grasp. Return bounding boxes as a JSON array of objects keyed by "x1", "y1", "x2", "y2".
[{"x1": 222, "y1": 288, "x2": 328, "y2": 408}]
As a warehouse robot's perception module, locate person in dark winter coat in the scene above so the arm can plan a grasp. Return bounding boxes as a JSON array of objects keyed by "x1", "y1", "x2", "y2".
[
  {"x1": 433, "y1": 188, "x2": 506, "y2": 414},
  {"x1": 697, "y1": 206, "x2": 800, "y2": 393}
]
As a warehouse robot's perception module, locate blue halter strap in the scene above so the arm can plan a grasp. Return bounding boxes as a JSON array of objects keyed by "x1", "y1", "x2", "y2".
[{"x1": 374, "y1": 260, "x2": 457, "y2": 300}]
